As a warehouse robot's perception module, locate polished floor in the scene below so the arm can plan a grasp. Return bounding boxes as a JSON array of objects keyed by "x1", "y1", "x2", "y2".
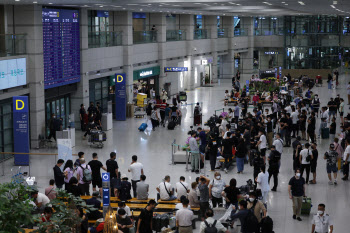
[{"x1": 1, "y1": 73, "x2": 350, "y2": 233}]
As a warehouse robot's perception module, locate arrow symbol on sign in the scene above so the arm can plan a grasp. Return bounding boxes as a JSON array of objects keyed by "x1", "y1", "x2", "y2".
[{"x1": 103, "y1": 174, "x2": 109, "y2": 180}]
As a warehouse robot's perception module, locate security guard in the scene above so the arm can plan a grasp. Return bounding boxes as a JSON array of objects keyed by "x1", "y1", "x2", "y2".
[{"x1": 311, "y1": 203, "x2": 333, "y2": 233}]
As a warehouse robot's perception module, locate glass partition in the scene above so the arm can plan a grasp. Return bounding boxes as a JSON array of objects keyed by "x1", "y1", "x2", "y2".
[
  {"x1": 255, "y1": 28, "x2": 284, "y2": 36},
  {"x1": 88, "y1": 31, "x2": 122, "y2": 48},
  {"x1": 194, "y1": 29, "x2": 210, "y2": 39},
  {"x1": 133, "y1": 31, "x2": 157, "y2": 44},
  {"x1": 217, "y1": 28, "x2": 229, "y2": 38},
  {"x1": 234, "y1": 28, "x2": 247, "y2": 36},
  {"x1": 166, "y1": 30, "x2": 186, "y2": 41},
  {"x1": 0, "y1": 34, "x2": 26, "y2": 57}
]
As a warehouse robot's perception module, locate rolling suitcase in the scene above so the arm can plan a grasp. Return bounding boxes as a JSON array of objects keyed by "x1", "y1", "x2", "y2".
[
  {"x1": 138, "y1": 123, "x2": 147, "y2": 132},
  {"x1": 321, "y1": 128, "x2": 329, "y2": 139},
  {"x1": 301, "y1": 197, "x2": 312, "y2": 215},
  {"x1": 168, "y1": 121, "x2": 176, "y2": 130}
]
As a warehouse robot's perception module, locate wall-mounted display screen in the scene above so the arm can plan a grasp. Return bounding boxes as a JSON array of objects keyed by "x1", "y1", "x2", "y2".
[
  {"x1": 42, "y1": 8, "x2": 80, "y2": 89},
  {"x1": 0, "y1": 58, "x2": 26, "y2": 90}
]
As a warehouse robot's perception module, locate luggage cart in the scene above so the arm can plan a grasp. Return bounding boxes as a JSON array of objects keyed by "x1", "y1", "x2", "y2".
[
  {"x1": 178, "y1": 91, "x2": 187, "y2": 104},
  {"x1": 89, "y1": 130, "x2": 106, "y2": 148}
]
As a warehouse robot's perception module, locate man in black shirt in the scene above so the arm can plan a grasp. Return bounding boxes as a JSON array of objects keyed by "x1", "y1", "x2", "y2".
[
  {"x1": 307, "y1": 112, "x2": 316, "y2": 143},
  {"x1": 285, "y1": 113, "x2": 293, "y2": 147},
  {"x1": 79, "y1": 104, "x2": 87, "y2": 131},
  {"x1": 116, "y1": 208, "x2": 133, "y2": 233},
  {"x1": 268, "y1": 146, "x2": 281, "y2": 191},
  {"x1": 86, "y1": 191, "x2": 103, "y2": 220},
  {"x1": 221, "y1": 132, "x2": 233, "y2": 173},
  {"x1": 207, "y1": 133, "x2": 218, "y2": 171},
  {"x1": 137, "y1": 200, "x2": 156, "y2": 233},
  {"x1": 328, "y1": 98, "x2": 337, "y2": 122},
  {"x1": 288, "y1": 169, "x2": 306, "y2": 221},
  {"x1": 106, "y1": 152, "x2": 119, "y2": 197},
  {"x1": 266, "y1": 116, "x2": 273, "y2": 148},
  {"x1": 87, "y1": 102, "x2": 97, "y2": 115},
  {"x1": 310, "y1": 143, "x2": 318, "y2": 184},
  {"x1": 53, "y1": 159, "x2": 65, "y2": 189},
  {"x1": 88, "y1": 153, "x2": 107, "y2": 197}
]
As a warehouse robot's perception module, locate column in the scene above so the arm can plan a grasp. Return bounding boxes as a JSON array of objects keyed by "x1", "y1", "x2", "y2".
[
  {"x1": 115, "y1": 11, "x2": 134, "y2": 103},
  {"x1": 71, "y1": 8, "x2": 89, "y2": 129},
  {"x1": 183, "y1": 14, "x2": 194, "y2": 90},
  {"x1": 207, "y1": 16, "x2": 218, "y2": 83},
  {"x1": 223, "y1": 16, "x2": 235, "y2": 79},
  {"x1": 13, "y1": 5, "x2": 45, "y2": 148},
  {"x1": 241, "y1": 17, "x2": 255, "y2": 83}
]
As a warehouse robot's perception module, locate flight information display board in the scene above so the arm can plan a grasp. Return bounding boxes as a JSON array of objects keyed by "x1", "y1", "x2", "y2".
[{"x1": 42, "y1": 8, "x2": 80, "y2": 89}]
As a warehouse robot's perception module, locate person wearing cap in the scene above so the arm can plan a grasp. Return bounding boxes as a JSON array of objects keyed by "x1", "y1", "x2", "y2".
[
  {"x1": 119, "y1": 174, "x2": 132, "y2": 201},
  {"x1": 324, "y1": 144, "x2": 339, "y2": 185},
  {"x1": 299, "y1": 143, "x2": 313, "y2": 184},
  {"x1": 86, "y1": 191, "x2": 103, "y2": 220},
  {"x1": 116, "y1": 208, "x2": 133, "y2": 233},
  {"x1": 311, "y1": 203, "x2": 334, "y2": 233}
]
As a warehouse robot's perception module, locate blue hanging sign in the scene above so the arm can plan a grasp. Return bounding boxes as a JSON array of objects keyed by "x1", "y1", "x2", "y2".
[
  {"x1": 246, "y1": 80, "x2": 249, "y2": 93},
  {"x1": 115, "y1": 74, "x2": 126, "y2": 121},
  {"x1": 164, "y1": 67, "x2": 188, "y2": 72},
  {"x1": 102, "y1": 172, "x2": 110, "y2": 207},
  {"x1": 12, "y1": 96, "x2": 30, "y2": 166}
]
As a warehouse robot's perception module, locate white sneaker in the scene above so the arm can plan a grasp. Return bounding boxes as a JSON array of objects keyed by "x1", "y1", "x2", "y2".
[
  {"x1": 328, "y1": 181, "x2": 333, "y2": 185},
  {"x1": 334, "y1": 180, "x2": 337, "y2": 185},
  {"x1": 224, "y1": 168, "x2": 228, "y2": 174}
]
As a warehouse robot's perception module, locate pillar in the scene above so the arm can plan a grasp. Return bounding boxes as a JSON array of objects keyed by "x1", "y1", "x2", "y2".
[
  {"x1": 183, "y1": 14, "x2": 194, "y2": 90},
  {"x1": 223, "y1": 16, "x2": 235, "y2": 79},
  {"x1": 241, "y1": 17, "x2": 255, "y2": 83},
  {"x1": 207, "y1": 16, "x2": 218, "y2": 83}
]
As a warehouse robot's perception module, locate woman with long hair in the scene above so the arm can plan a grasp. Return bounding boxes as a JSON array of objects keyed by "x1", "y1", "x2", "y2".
[{"x1": 63, "y1": 160, "x2": 74, "y2": 191}]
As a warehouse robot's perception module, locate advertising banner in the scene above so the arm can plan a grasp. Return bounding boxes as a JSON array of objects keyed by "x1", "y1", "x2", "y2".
[{"x1": 57, "y1": 139, "x2": 72, "y2": 163}]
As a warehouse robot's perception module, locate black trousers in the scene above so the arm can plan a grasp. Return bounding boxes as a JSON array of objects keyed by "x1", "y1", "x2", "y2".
[
  {"x1": 285, "y1": 129, "x2": 291, "y2": 146},
  {"x1": 308, "y1": 130, "x2": 315, "y2": 143},
  {"x1": 268, "y1": 171, "x2": 279, "y2": 190},
  {"x1": 343, "y1": 162, "x2": 349, "y2": 178},
  {"x1": 211, "y1": 197, "x2": 222, "y2": 208},
  {"x1": 223, "y1": 154, "x2": 232, "y2": 169},
  {"x1": 292, "y1": 124, "x2": 298, "y2": 137},
  {"x1": 300, "y1": 164, "x2": 311, "y2": 183},
  {"x1": 200, "y1": 202, "x2": 210, "y2": 218},
  {"x1": 160, "y1": 111, "x2": 165, "y2": 124},
  {"x1": 209, "y1": 154, "x2": 217, "y2": 170},
  {"x1": 48, "y1": 130, "x2": 56, "y2": 141},
  {"x1": 78, "y1": 183, "x2": 90, "y2": 196},
  {"x1": 80, "y1": 120, "x2": 85, "y2": 131},
  {"x1": 131, "y1": 180, "x2": 140, "y2": 198},
  {"x1": 234, "y1": 116, "x2": 239, "y2": 124}
]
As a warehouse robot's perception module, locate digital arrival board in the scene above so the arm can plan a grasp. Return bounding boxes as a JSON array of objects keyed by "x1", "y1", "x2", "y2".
[{"x1": 42, "y1": 8, "x2": 80, "y2": 89}]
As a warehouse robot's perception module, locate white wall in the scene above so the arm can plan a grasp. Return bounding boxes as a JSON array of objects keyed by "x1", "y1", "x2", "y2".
[{"x1": 84, "y1": 46, "x2": 123, "y2": 72}]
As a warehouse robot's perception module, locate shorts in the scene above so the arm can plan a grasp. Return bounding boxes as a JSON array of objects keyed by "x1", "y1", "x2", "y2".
[
  {"x1": 327, "y1": 164, "x2": 338, "y2": 173},
  {"x1": 340, "y1": 112, "x2": 344, "y2": 117},
  {"x1": 310, "y1": 163, "x2": 317, "y2": 173},
  {"x1": 92, "y1": 177, "x2": 102, "y2": 188}
]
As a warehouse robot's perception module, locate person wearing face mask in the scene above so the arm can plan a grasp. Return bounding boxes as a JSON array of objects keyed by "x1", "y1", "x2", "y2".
[
  {"x1": 312, "y1": 95, "x2": 320, "y2": 118},
  {"x1": 288, "y1": 168, "x2": 306, "y2": 221},
  {"x1": 209, "y1": 172, "x2": 226, "y2": 208},
  {"x1": 116, "y1": 208, "x2": 133, "y2": 233},
  {"x1": 311, "y1": 203, "x2": 333, "y2": 233},
  {"x1": 247, "y1": 191, "x2": 267, "y2": 223}
]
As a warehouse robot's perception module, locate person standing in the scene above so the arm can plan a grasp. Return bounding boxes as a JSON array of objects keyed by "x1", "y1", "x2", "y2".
[
  {"x1": 230, "y1": 200, "x2": 259, "y2": 233},
  {"x1": 272, "y1": 133, "x2": 283, "y2": 155},
  {"x1": 312, "y1": 95, "x2": 320, "y2": 118},
  {"x1": 266, "y1": 116, "x2": 274, "y2": 148},
  {"x1": 53, "y1": 159, "x2": 65, "y2": 189},
  {"x1": 207, "y1": 133, "x2": 218, "y2": 172},
  {"x1": 79, "y1": 104, "x2": 87, "y2": 131},
  {"x1": 128, "y1": 155, "x2": 144, "y2": 198},
  {"x1": 221, "y1": 132, "x2": 234, "y2": 173},
  {"x1": 235, "y1": 138, "x2": 246, "y2": 174},
  {"x1": 88, "y1": 153, "x2": 107, "y2": 197},
  {"x1": 310, "y1": 143, "x2": 319, "y2": 184},
  {"x1": 188, "y1": 130, "x2": 200, "y2": 173},
  {"x1": 176, "y1": 198, "x2": 194, "y2": 233},
  {"x1": 159, "y1": 99, "x2": 166, "y2": 126},
  {"x1": 291, "y1": 106, "x2": 299, "y2": 138},
  {"x1": 256, "y1": 129, "x2": 267, "y2": 162},
  {"x1": 318, "y1": 107, "x2": 329, "y2": 138},
  {"x1": 288, "y1": 169, "x2": 306, "y2": 221},
  {"x1": 233, "y1": 102, "x2": 240, "y2": 124},
  {"x1": 285, "y1": 113, "x2": 293, "y2": 147},
  {"x1": 136, "y1": 200, "x2": 156, "y2": 233},
  {"x1": 268, "y1": 145, "x2": 281, "y2": 192},
  {"x1": 198, "y1": 175, "x2": 210, "y2": 221},
  {"x1": 311, "y1": 203, "x2": 334, "y2": 233},
  {"x1": 150, "y1": 107, "x2": 159, "y2": 131},
  {"x1": 106, "y1": 152, "x2": 119, "y2": 197},
  {"x1": 324, "y1": 144, "x2": 339, "y2": 185},
  {"x1": 209, "y1": 172, "x2": 226, "y2": 208},
  {"x1": 299, "y1": 143, "x2": 313, "y2": 184},
  {"x1": 347, "y1": 81, "x2": 350, "y2": 105},
  {"x1": 256, "y1": 165, "x2": 270, "y2": 203},
  {"x1": 307, "y1": 112, "x2": 316, "y2": 143},
  {"x1": 221, "y1": 178, "x2": 241, "y2": 209},
  {"x1": 339, "y1": 98, "x2": 345, "y2": 126},
  {"x1": 327, "y1": 98, "x2": 337, "y2": 122},
  {"x1": 247, "y1": 191, "x2": 267, "y2": 223},
  {"x1": 76, "y1": 158, "x2": 92, "y2": 196},
  {"x1": 63, "y1": 160, "x2": 74, "y2": 191},
  {"x1": 176, "y1": 176, "x2": 190, "y2": 200}
]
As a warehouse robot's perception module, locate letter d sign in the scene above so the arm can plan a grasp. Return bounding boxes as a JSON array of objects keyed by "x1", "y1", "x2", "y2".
[
  {"x1": 16, "y1": 100, "x2": 25, "y2": 110},
  {"x1": 116, "y1": 75, "x2": 123, "y2": 83}
]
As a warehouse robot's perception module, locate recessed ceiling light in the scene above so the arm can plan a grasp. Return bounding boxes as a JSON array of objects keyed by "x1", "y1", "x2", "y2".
[
  {"x1": 333, "y1": 1, "x2": 338, "y2": 4},
  {"x1": 15, "y1": 0, "x2": 20, "y2": 2},
  {"x1": 99, "y1": 6, "x2": 103, "y2": 8},
  {"x1": 298, "y1": 1, "x2": 305, "y2": 5},
  {"x1": 331, "y1": 5, "x2": 336, "y2": 8},
  {"x1": 48, "y1": 3, "x2": 53, "y2": 4},
  {"x1": 33, "y1": 1, "x2": 37, "y2": 3},
  {"x1": 236, "y1": 4, "x2": 241, "y2": 6},
  {"x1": 148, "y1": 4, "x2": 152, "y2": 5},
  {"x1": 140, "y1": 9, "x2": 143, "y2": 11},
  {"x1": 127, "y1": 4, "x2": 138, "y2": 6}
]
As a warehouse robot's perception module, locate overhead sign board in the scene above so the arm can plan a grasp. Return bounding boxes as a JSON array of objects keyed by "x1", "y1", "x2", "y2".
[
  {"x1": 201, "y1": 60, "x2": 208, "y2": 65},
  {"x1": 265, "y1": 51, "x2": 279, "y2": 55},
  {"x1": 0, "y1": 58, "x2": 26, "y2": 91},
  {"x1": 164, "y1": 67, "x2": 188, "y2": 72}
]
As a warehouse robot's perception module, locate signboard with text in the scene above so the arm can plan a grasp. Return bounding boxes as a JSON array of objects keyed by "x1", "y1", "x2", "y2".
[
  {"x1": 0, "y1": 58, "x2": 26, "y2": 91},
  {"x1": 164, "y1": 67, "x2": 188, "y2": 72},
  {"x1": 12, "y1": 96, "x2": 29, "y2": 166},
  {"x1": 115, "y1": 74, "x2": 126, "y2": 121},
  {"x1": 102, "y1": 172, "x2": 110, "y2": 207}
]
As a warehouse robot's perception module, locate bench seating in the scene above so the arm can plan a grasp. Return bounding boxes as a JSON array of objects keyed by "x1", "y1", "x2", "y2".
[
  {"x1": 107, "y1": 203, "x2": 148, "y2": 209},
  {"x1": 157, "y1": 199, "x2": 180, "y2": 204},
  {"x1": 81, "y1": 196, "x2": 151, "y2": 203}
]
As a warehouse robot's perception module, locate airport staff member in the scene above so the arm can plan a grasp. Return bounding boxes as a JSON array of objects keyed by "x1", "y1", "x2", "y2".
[{"x1": 311, "y1": 203, "x2": 333, "y2": 233}]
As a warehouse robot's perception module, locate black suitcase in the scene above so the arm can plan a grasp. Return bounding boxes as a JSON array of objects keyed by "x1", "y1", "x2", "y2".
[{"x1": 168, "y1": 121, "x2": 176, "y2": 130}]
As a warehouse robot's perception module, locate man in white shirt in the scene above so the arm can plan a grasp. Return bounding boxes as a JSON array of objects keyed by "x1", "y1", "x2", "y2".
[
  {"x1": 199, "y1": 209, "x2": 229, "y2": 233},
  {"x1": 273, "y1": 133, "x2": 284, "y2": 155},
  {"x1": 318, "y1": 107, "x2": 329, "y2": 138},
  {"x1": 290, "y1": 106, "x2": 299, "y2": 138},
  {"x1": 31, "y1": 191, "x2": 50, "y2": 210},
  {"x1": 299, "y1": 143, "x2": 313, "y2": 184},
  {"x1": 256, "y1": 129, "x2": 267, "y2": 162},
  {"x1": 176, "y1": 176, "x2": 190, "y2": 200},
  {"x1": 176, "y1": 198, "x2": 194, "y2": 233},
  {"x1": 156, "y1": 175, "x2": 177, "y2": 201},
  {"x1": 311, "y1": 203, "x2": 333, "y2": 233},
  {"x1": 128, "y1": 155, "x2": 144, "y2": 198},
  {"x1": 342, "y1": 139, "x2": 350, "y2": 181},
  {"x1": 285, "y1": 105, "x2": 293, "y2": 115}
]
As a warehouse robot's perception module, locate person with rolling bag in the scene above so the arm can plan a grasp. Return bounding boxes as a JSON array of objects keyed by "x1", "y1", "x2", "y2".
[{"x1": 194, "y1": 102, "x2": 202, "y2": 126}]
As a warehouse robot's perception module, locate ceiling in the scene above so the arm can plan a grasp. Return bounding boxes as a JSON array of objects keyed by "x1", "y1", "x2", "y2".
[{"x1": 1, "y1": 0, "x2": 350, "y2": 16}]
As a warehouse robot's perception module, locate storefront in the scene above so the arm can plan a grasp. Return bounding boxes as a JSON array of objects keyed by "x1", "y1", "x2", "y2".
[
  {"x1": 89, "y1": 76, "x2": 112, "y2": 113},
  {"x1": 133, "y1": 66, "x2": 160, "y2": 98},
  {"x1": 194, "y1": 58, "x2": 212, "y2": 85}
]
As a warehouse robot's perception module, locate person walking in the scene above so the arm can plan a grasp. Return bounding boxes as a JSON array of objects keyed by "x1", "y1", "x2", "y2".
[
  {"x1": 268, "y1": 145, "x2": 281, "y2": 192},
  {"x1": 230, "y1": 200, "x2": 259, "y2": 233},
  {"x1": 247, "y1": 191, "x2": 267, "y2": 223},
  {"x1": 288, "y1": 169, "x2": 306, "y2": 221},
  {"x1": 256, "y1": 165, "x2": 270, "y2": 203},
  {"x1": 128, "y1": 155, "x2": 144, "y2": 198},
  {"x1": 307, "y1": 112, "x2": 316, "y2": 143},
  {"x1": 342, "y1": 138, "x2": 350, "y2": 181},
  {"x1": 324, "y1": 144, "x2": 339, "y2": 185},
  {"x1": 256, "y1": 129, "x2": 267, "y2": 162},
  {"x1": 76, "y1": 158, "x2": 92, "y2": 196},
  {"x1": 88, "y1": 153, "x2": 107, "y2": 197},
  {"x1": 318, "y1": 107, "x2": 329, "y2": 138},
  {"x1": 311, "y1": 203, "x2": 334, "y2": 233},
  {"x1": 176, "y1": 198, "x2": 194, "y2": 233},
  {"x1": 53, "y1": 159, "x2": 65, "y2": 189},
  {"x1": 221, "y1": 132, "x2": 234, "y2": 173},
  {"x1": 150, "y1": 106, "x2": 159, "y2": 131},
  {"x1": 310, "y1": 143, "x2": 319, "y2": 184},
  {"x1": 299, "y1": 143, "x2": 313, "y2": 184},
  {"x1": 198, "y1": 175, "x2": 210, "y2": 221},
  {"x1": 136, "y1": 200, "x2": 156, "y2": 233}
]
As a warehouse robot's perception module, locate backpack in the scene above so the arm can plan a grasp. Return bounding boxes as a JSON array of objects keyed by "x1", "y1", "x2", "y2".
[
  {"x1": 80, "y1": 165, "x2": 92, "y2": 183},
  {"x1": 306, "y1": 149, "x2": 311, "y2": 162},
  {"x1": 204, "y1": 220, "x2": 218, "y2": 233},
  {"x1": 119, "y1": 181, "x2": 132, "y2": 201},
  {"x1": 213, "y1": 126, "x2": 220, "y2": 138},
  {"x1": 194, "y1": 106, "x2": 200, "y2": 115},
  {"x1": 261, "y1": 216, "x2": 274, "y2": 233},
  {"x1": 243, "y1": 210, "x2": 259, "y2": 233}
]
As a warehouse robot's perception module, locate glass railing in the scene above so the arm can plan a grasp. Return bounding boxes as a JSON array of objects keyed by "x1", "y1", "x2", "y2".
[
  {"x1": 217, "y1": 28, "x2": 229, "y2": 38},
  {"x1": 254, "y1": 28, "x2": 284, "y2": 36},
  {"x1": 234, "y1": 28, "x2": 247, "y2": 36},
  {"x1": 166, "y1": 30, "x2": 186, "y2": 41},
  {"x1": 194, "y1": 29, "x2": 210, "y2": 39},
  {"x1": 88, "y1": 31, "x2": 122, "y2": 48},
  {"x1": 0, "y1": 34, "x2": 26, "y2": 57},
  {"x1": 133, "y1": 31, "x2": 157, "y2": 44}
]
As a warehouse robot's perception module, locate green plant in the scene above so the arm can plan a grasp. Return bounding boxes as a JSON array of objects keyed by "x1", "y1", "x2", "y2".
[{"x1": 0, "y1": 182, "x2": 36, "y2": 233}]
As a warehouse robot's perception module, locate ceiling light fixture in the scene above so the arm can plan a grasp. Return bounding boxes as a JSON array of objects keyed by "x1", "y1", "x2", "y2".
[
  {"x1": 15, "y1": 0, "x2": 20, "y2": 2},
  {"x1": 127, "y1": 4, "x2": 138, "y2": 6},
  {"x1": 236, "y1": 4, "x2": 241, "y2": 6},
  {"x1": 333, "y1": 1, "x2": 338, "y2": 4},
  {"x1": 99, "y1": 6, "x2": 103, "y2": 8},
  {"x1": 48, "y1": 2, "x2": 53, "y2": 4},
  {"x1": 331, "y1": 5, "x2": 336, "y2": 8},
  {"x1": 33, "y1": 1, "x2": 37, "y2": 3},
  {"x1": 263, "y1": 2, "x2": 273, "y2": 6},
  {"x1": 298, "y1": 1, "x2": 305, "y2": 5}
]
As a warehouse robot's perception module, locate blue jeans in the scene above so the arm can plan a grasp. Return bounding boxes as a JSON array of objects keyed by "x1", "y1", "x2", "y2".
[
  {"x1": 328, "y1": 80, "x2": 332, "y2": 89},
  {"x1": 236, "y1": 157, "x2": 245, "y2": 172}
]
